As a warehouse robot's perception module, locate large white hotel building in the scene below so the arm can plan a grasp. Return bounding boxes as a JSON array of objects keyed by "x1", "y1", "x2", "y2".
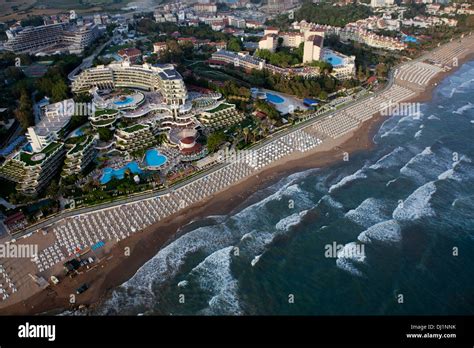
[
  {"x1": 72, "y1": 62, "x2": 188, "y2": 106},
  {"x1": 4, "y1": 22, "x2": 102, "y2": 54}
]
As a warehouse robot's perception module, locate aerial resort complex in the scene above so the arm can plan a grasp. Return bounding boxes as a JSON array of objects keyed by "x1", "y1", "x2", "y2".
[
  {"x1": 0, "y1": 0, "x2": 473, "y2": 326},
  {"x1": 1, "y1": 60, "x2": 244, "y2": 199}
]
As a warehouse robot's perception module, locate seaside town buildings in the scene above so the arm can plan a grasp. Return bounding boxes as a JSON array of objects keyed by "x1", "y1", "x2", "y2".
[
  {"x1": 117, "y1": 47, "x2": 142, "y2": 63},
  {"x1": 4, "y1": 22, "x2": 103, "y2": 54},
  {"x1": 210, "y1": 48, "x2": 355, "y2": 80},
  {"x1": 258, "y1": 27, "x2": 325, "y2": 63},
  {"x1": 292, "y1": 20, "x2": 408, "y2": 51},
  {"x1": 370, "y1": 0, "x2": 395, "y2": 8}
]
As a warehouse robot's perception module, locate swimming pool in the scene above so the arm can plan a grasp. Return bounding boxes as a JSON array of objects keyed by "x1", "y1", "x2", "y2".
[
  {"x1": 145, "y1": 149, "x2": 167, "y2": 168},
  {"x1": 114, "y1": 96, "x2": 134, "y2": 106},
  {"x1": 324, "y1": 52, "x2": 344, "y2": 67},
  {"x1": 266, "y1": 93, "x2": 284, "y2": 104},
  {"x1": 403, "y1": 35, "x2": 418, "y2": 43},
  {"x1": 100, "y1": 161, "x2": 143, "y2": 184},
  {"x1": 71, "y1": 128, "x2": 84, "y2": 137}
]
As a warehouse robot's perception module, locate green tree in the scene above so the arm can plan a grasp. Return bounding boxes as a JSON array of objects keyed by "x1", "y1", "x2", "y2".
[
  {"x1": 207, "y1": 131, "x2": 226, "y2": 152},
  {"x1": 14, "y1": 91, "x2": 34, "y2": 129},
  {"x1": 51, "y1": 80, "x2": 68, "y2": 102},
  {"x1": 98, "y1": 127, "x2": 114, "y2": 142},
  {"x1": 228, "y1": 37, "x2": 243, "y2": 52}
]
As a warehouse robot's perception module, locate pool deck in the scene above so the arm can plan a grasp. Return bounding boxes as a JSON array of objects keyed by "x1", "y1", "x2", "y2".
[{"x1": 261, "y1": 89, "x2": 308, "y2": 114}]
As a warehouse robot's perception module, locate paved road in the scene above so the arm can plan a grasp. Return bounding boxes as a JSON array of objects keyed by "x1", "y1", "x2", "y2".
[{"x1": 68, "y1": 37, "x2": 114, "y2": 82}]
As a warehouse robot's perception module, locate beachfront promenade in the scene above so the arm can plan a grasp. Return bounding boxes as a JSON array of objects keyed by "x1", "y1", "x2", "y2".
[{"x1": 1, "y1": 34, "x2": 474, "y2": 305}]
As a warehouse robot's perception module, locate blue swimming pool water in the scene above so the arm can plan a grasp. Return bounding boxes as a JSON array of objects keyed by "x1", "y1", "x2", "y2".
[
  {"x1": 22, "y1": 142, "x2": 32, "y2": 152},
  {"x1": 324, "y1": 52, "x2": 344, "y2": 67},
  {"x1": 100, "y1": 161, "x2": 143, "y2": 184},
  {"x1": 73, "y1": 128, "x2": 84, "y2": 137},
  {"x1": 403, "y1": 35, "x2": 418, "y2": 43},
  {"x1": 114, "y1": 96, "x2": 134, "y2": 106},
  {"x1": 266, "y1": 93, "x2": 284, "y2": 104},
  {"x1": 145, "y1": 149, "x2": 167, "y2": 167}
]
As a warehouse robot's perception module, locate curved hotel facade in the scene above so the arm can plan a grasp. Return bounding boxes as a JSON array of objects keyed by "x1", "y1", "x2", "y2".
[{"x1": 72, "y1": 62, "x2": 188, "y2": 106}]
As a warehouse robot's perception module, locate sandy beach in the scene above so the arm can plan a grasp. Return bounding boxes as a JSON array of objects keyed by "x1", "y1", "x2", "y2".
[{"x1": 2, "y1": 43, "x2": 474, "y2": 316}]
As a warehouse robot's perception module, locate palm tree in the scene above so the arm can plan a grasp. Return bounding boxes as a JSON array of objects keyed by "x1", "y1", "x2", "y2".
[
  {"x1": 252, "y1": 128, "x2": 259, "y2": 143},
  {"x1": 243, "y1": 127, "x2": 250, "y2": 144}
]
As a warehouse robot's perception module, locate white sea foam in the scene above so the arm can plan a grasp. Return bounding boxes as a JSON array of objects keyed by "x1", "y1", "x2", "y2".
[
  {"x1": 192, "y1": 246, "x2": 242, "y2": 315},
  {"x1": 428, "y1": 114, "x2": 440, "y2": 120},
  {"x1": 386, "y1": 178, "x2": 397, "y2": 187},
  {"x1": 251, "y1": 254, "x2": 262, "y2": 267},
  {"x1": 233, "y1": 182, "x2": 307, "y2": 232},
  {"x1": 399, "y1": 146, "x2": 453, "y2": 183},
  {"x1": 345, "y1": 198, "x2": 389, "y2": 228},
  {"x1": 392, "y1": 181, "x2": 437, "y2": 221},
  {"x1": 177, "y1": 280, "x2": 188, "y2": 288},
  {"x1": 336, "y1": 242, "x2": 366, "y2": 263},
  {"x1": 329, "y1": 169, "x2": 367, "y2": 193},
  {"x1": 452, "y1": 102, "x2": 474, "y2": 115},
  {"x1": 275, "y1": 210, "x2": 308, "y2": 231},
  {"x1": 437, "y1": 155, "x2": 473, "y2": 182},
  {"x1": 122, "y1": 222, "x2": 235, "y2": 292},
  {"x1": 369, "y1": 147, "x2": 405, "y2": 170},
  {"x1": 438, "y1": 169, "x2": 454, "y2": 181},
  {"x1": 357, "y1": 220, "x2": 402, "y2": 244},
  {"x1": 240, "y1": 233, "x2": 252, "y2": 241},
  {"x1": 336, "y1": 258, "x2": 364, "y2": 277},
  {"x1": 336, "y1": 242, "x2": 366, "y2": 277},
  {"x1": 319, "y1": 195, "x2": 344, "y2": 210},
  {"x1": 414, "y1": 129, "x2": 422, "y2": 138}
]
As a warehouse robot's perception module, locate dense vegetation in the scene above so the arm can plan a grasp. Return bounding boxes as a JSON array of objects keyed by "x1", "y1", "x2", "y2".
[
  {"x1": 136, "y1": 20, "x2": 227, "y2": 42},
  {"x1": 215, "y1": 65, "x2": 358, "y2": 100},
  {"x1": 255, "y1": 43, "x2": 303, "y2": 67},
  {"x1": 268, "y1": 1, "x2": 373, "y2": 29}
]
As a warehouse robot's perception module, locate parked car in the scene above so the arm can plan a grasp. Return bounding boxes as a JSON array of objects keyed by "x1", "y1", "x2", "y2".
[{"x1": 76, "y1": 283, "x2": 89, "y2": 294}]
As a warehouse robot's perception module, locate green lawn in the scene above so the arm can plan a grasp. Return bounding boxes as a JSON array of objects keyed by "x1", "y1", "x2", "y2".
[
  {"x1": 95, "y1": 109, "x2": 118, "y2": 117},
  {"x1": 207, "y1": 103, "x2": 233, "y2": 114}
]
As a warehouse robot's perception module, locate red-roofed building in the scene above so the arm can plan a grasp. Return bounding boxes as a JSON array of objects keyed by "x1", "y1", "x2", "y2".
[
  {"x1": 3, "y1": 211, "x2": 28, "y2": 234},
  {"x1": 118, "y1": 47, "x2": 142, "y2": 63},
  {"x1": 153, "y1": 42, "x2": 167, "y2": 54}
]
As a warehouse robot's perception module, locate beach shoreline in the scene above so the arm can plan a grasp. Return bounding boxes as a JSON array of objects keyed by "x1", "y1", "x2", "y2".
[{"x1": 2, "y1": 47, "x2": 474, "y2": 316}]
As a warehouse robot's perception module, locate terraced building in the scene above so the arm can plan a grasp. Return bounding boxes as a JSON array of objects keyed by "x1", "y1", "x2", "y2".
[
  {"x1": 198, "y1": 103, "x2": 245, "y2": 131},
  {"x1": 0, "y1": 142, "x2": 65, "y2": 195},
  {"x1": 71, "y1": 62, "x2": 188, "y2": 106},
  {"x1": 115, "y1": 124, "x2": 156, "y2": 155},
  {"x1": 61, "y1": 136, "x2": 97, "y2": 178}
]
